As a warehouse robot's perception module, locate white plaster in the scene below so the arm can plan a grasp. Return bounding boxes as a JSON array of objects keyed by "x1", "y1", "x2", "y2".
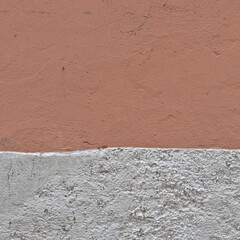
[{"x1": 0, "y1": 148, "x2": 240, "y2": 239}]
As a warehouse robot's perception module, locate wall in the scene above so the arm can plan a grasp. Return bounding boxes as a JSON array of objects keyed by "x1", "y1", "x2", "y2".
[
  {"x1": 1, "y1": 0, "x2": 240, "y2": 152},
  {"x1": 0, "y1": 148, "x2": 240, "y2": 239}
]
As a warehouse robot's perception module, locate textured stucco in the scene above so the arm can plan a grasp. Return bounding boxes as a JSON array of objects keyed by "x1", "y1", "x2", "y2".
[
  {"x1": 1, "y1": 1, "x2": 240, "y2": 152},
  {"x1": 0, "y1": 148, "x2": 240, "y2": 239}
]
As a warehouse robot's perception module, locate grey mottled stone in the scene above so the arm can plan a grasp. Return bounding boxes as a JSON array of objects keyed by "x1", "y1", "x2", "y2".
[{"x1": 0, "y1": 148, "x2": 240, "y2": 240}]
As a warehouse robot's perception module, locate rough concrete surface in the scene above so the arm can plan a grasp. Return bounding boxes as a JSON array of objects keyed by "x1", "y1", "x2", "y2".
[
  {"x1": 1, "y1": 0, "x2": 240, "y2": 152},
  {"x1": 0, "y1": 148, "x2": 240, "y2": 240}
]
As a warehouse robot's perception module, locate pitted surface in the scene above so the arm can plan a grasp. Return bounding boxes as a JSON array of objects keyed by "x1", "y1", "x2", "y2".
[
  {"x1": 1, "y1": 1, "x2": 240, "y2": 152},
  {"x1": 0, "y1": 148, "x2": 240, "y2": 239}
]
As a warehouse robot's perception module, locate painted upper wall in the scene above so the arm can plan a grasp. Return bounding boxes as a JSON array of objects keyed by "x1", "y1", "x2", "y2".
[{"x1": 0, "y1": 0, "x2": 240, "y2": 152}]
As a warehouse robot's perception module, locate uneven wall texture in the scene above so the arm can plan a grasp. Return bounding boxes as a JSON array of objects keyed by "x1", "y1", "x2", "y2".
[
  {"x1": 0, "y1": 148, "x2": 239, "y2": 239},
  {"x1": 0, "y1": 0, "x2": 240, "y2": 152}
]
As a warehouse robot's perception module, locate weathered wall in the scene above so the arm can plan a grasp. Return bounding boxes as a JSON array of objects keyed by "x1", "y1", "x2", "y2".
[
  {"x1": 0, "y1": 148, "x2": 239, "y2": 239},
  {"x1": 1, "y1": 0, "x2": 240, "y2": 152}
]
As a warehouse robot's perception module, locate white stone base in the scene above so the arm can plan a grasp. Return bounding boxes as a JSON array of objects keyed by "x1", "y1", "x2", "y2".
[{"x1": 0, "y1": 148, "x2": 240, "y2": 239}]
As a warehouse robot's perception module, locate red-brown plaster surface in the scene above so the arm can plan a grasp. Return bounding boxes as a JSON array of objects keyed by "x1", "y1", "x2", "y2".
[{"x1": 0, "y1": 0, "x2": 240, "y2": 152}]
